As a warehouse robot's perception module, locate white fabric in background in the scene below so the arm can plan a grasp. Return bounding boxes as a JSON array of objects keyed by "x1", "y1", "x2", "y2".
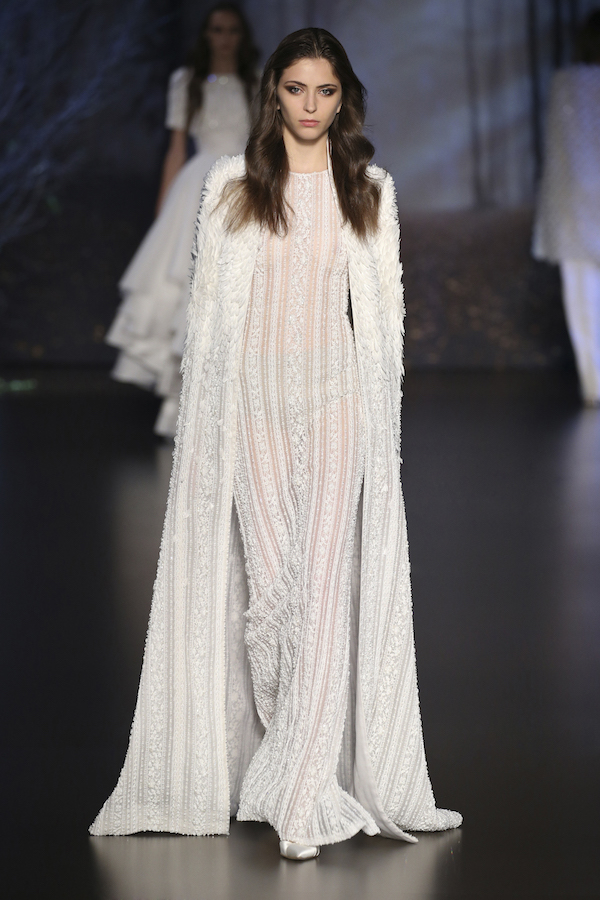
[
  {"x1": 106, "y1": 70, "x2": 251, "y2": 435},
  {"x1": 165, "y1": 68, "x2": 250, "y2": 159},
  {"x1": 533, "y1": 65, "x2": 600, "y2": 404},
  {"x1": 533, "y1": 66, "x2": 600, "y2": 267},
  {"x1": 560, "y1": 260, "x2": 600, "y2": 404}
]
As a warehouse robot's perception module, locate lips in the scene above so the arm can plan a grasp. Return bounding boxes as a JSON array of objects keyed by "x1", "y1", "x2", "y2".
[{"x1": 299, "y1": 120, "x2": 319, "y2": 126}]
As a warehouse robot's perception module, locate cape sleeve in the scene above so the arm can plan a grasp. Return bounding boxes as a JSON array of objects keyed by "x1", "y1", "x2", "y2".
[
  {"x1": 372, "y1": 171, "x2": 405, "y2": 458},
  {"x1": 179, "y1": 162, "x2": 231, "y2": 392}
]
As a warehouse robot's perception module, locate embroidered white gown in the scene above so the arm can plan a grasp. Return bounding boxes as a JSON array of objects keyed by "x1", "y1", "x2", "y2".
[
  {"x1": 106, "y1": 68, "x2": 251, "y2": 435},
  {"x1": 89, "y1": 157, "x2": 462, "y2": 844},
  {"x1": 233, "y1": 170, "x2": 375, "y2": 843}
]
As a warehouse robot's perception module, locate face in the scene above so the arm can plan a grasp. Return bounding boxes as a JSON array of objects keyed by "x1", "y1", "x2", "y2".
[
  {"x1": 205, "y1": 10, "x2": 243, "y2": 59},
  {"x1": 276, "y1": 57, "x2": 342, "y2": 146}
]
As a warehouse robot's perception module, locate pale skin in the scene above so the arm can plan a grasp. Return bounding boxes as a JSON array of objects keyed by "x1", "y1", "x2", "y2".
[
  {"x1": 276, "y1": 57, "x2": 342, "y2": 173},
  {"x1": 155, "y1": 9, "x2": 244, "y2": 214}
]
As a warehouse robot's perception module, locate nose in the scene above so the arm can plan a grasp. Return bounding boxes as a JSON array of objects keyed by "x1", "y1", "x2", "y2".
[{"x1": 304, "y1": 91, "x2": 317, "y2": 114}]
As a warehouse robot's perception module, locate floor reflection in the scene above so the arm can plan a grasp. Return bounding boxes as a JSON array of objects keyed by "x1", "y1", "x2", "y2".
[
  {"x1": 5, "y1": 370, "x2": 600, "y2": 898},
  {"x1": 91, "y1": 821, "x2": 462, "y2": 900},
  {"x1": 108, "y1": 442, "x2": 173, "y2": 663},
  {"x1": 554, "y1": 408, "x2": 600, "y2": 750}
]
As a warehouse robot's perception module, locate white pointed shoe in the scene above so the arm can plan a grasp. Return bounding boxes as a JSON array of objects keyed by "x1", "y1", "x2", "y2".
[{"x1": 279, "y1": 840, "x2": 320, "y2": 860}]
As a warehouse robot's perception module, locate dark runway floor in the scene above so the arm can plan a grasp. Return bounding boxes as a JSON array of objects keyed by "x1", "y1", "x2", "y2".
[{"x1": 1, "y1": 367, "x2": 599, "y2": 899}]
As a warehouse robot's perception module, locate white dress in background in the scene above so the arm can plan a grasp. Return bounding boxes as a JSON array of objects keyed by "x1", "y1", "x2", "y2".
[
  {"x1": 533, "y1": 64, "x2": 600, "y2": 405},
  {"x1": 106, "y1": 68, "x2": 251, "y2": 434}
]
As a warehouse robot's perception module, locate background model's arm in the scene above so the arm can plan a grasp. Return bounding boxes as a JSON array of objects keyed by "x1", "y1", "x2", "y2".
[{"x1": 155, "y1": 129, "x2": 188, "y2": 216}]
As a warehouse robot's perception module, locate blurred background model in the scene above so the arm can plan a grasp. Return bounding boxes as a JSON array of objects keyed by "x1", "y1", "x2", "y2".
[
  {"x1": 533, "y1": 10, "x2": 600, "y2": 406},
  {"x1": 106, "y1": 2, "x2": 259, "y2": 436}
]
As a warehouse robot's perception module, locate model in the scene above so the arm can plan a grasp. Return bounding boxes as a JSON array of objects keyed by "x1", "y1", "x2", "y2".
[
  {"x1": 106, "y1": 3, "x2": 259, "y2": 435},
  {"x1": 533, "y1": 10, "x2": 600, "y2": 406},
  {"x1": 91, "y1": 27, "x2": 462, "y2": 860}
]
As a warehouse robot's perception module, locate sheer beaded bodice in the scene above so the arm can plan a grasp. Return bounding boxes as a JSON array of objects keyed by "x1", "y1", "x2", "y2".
[
  {"x1": 240, "y1": 170, "x2": 359, "y2": 422},
  {"x1": 233, "y1": 170, "x2": 371, "y2": 843}
]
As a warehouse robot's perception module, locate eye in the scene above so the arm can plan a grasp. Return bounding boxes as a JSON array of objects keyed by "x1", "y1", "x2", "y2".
[
  {"x1": 286, "y1": 86, "x2": 302, "y2": 94},
  {"x1": 320, "y1": 88, "x2": 335, "y2": 96}
]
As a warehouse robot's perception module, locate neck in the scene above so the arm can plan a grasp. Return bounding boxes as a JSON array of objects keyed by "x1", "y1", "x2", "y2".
[
  {"x1": 283, "y1": 130, "x2": 329, "y2": 173},
  {"x1": 210, "y1": 54, "x2": 237, "y2": 75}
]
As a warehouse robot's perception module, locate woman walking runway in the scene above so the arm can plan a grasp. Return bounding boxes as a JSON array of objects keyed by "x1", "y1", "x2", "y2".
[{"x1": 91, "y1": 27, "x2": 461, "y2": 859}]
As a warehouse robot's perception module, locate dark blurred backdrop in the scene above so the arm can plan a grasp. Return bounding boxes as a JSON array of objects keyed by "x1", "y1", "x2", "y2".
[{"x1": 0, "y1": 0, "x2": 596, "y2": 369}]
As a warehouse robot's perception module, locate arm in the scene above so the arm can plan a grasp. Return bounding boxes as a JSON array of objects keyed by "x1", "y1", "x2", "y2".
[
  {"x1": 372, "y1": 172, "x2": 405, "y2": 456},
  {"x1": 155, "y1": 129, "x2": 188, "y2": 216}
]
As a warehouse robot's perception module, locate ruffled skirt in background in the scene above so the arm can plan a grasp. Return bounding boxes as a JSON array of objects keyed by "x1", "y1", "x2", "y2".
[{"x1": 107, "y1": 150, "x2": 218, "y2": 436}]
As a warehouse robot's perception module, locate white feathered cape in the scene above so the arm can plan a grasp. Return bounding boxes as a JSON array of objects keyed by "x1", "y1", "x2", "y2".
[{"x1": 90, "y1": 155, "x2": 461, "y2": 840}]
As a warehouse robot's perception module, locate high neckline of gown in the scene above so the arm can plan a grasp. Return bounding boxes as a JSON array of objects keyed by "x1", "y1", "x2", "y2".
[{"x1": 289, "y1": 169, "x2": 328, "y2": 176}]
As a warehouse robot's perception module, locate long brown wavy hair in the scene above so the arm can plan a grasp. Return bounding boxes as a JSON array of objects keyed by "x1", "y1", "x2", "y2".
[
  {"x1": 224, "y1": 28, "x2": 380, "y2": 238},
  {"x1": 186, "y1": 3, "x2": 259, "y2": 131}
]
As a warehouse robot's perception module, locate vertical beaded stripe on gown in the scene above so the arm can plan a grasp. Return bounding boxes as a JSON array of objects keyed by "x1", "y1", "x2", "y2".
[{"x1": 233, "y1": 171, "x2": 378, "y2": 844}]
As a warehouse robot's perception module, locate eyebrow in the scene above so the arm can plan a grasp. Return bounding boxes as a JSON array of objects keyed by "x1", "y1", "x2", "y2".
[{"x1": 283, "y1": 80, "x2": 339, "y2": 88}]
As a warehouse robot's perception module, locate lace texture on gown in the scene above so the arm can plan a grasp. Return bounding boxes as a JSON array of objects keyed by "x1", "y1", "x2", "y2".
[
  {"x1": 233, "y1": 171, "x2": 377, "y2": 844},
  {"x1": 89, "y1": 155, "x2": 462, "y2": 842}
]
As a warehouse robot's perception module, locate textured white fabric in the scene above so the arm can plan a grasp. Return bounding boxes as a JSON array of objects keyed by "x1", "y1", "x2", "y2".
[
  {"x1": 533, "y1": 65, "x2": 600, "y2": 267},
  {"x1": 106, "y1": 70, "x2": 250, "y2": 435},
  {"x1": 233, "y1": 171, "x2": 375, "y2": 844},
  {"x1": 90, "y1": 155, "x2": 462, "y2": 841},
  {"x1": 560, "y1": 260, "x2": 600, "y2": 403},
  {"x1": 165, "y1": 68, "x2": 251, "y2": 158},
  {"x1": 533, "y1": 65, "x2": 600, "y2": 404}
]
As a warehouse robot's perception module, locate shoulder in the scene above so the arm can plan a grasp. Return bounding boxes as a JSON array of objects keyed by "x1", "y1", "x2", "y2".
[
  {"x1": 204, "y1": 154, "x2": 245, "y2": 193},
  {"x1": 167, "y1": 67, "x2": 192, "y2": 105},
  {"x1": 551, "y1": 64, "x2": 600, "y2": 96},
  {"x1": 198, "y1": 155, "x2": 246, "y2": 222},
  {"x1": 367, "y1": 164, "x2": 396, "y2": 204},
  {"x1": 169, "y1": 66, "x2": 191, "y2": 90},
  {"x1": 553, "y1": 63, "x2": 600, "y2": 80},
  {"x1": 366, "y1": 165, "x2": 398, "y2": 233},
  {"x1": 367, "y1": 163, "x2": 389, "y2": 182},
  {"x1": 549, "y1": 67, "x2": 574, "y2": 100}
]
